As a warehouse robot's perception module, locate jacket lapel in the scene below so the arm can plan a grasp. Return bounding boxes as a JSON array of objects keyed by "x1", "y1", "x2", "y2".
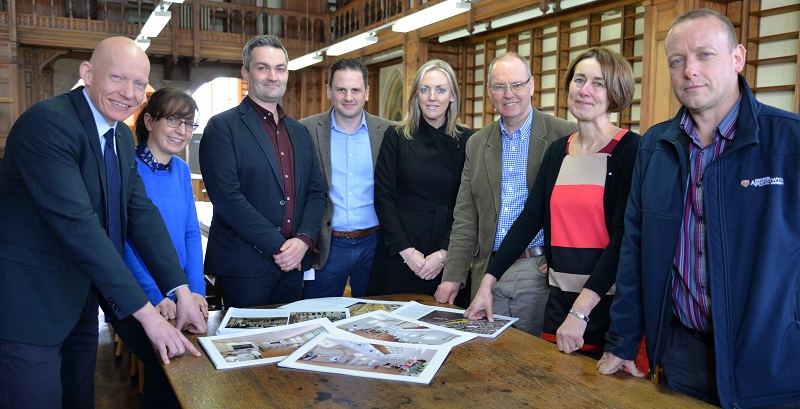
[
  {"x1": 526, "y1": 108, "x2": 549, "y2": 191},
  {"x1": 316, "y1": 111, "x2": 333, "y2": 188},
  {"x1": 365, "y1": 113, "x2": 387, "y2": 169},
  {"x1": 485, "y1": 121, "x2": 503, "y2": 215},
  {"x1": 69, "y1": 87, "x2": 108, "y2": 200},
  {"x1": 239, "y1": 100, "x2": 282, "y2": 188}
]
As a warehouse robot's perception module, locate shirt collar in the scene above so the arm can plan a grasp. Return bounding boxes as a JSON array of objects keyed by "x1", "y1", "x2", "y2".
[
  {"x1": 136, "y1": 143, "x2": 171, "y2": 172},
  {"x1": 330, "y1": 109, "x2": 368, "y2": 134},
  {"x1": 82, "y1": 88, "x2": 116, "y2": 139},
  {"x1": 247, "y1": 96, "x2": 286, "y2": 121},
  {"x1": 680, "y1": 94, "x2": 742, "y2": 145},
  {"x1": 499, "y1": 107, "x2": 533, "y2": 140}
]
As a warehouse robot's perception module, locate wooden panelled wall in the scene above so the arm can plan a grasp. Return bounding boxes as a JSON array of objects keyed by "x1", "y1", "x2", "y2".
[
  {"x1": 1, "y1": 0, "x2": 799, "y2": 156},
  {"x1": 296, "y1": 0, "x2": 798, "y2": 136}
]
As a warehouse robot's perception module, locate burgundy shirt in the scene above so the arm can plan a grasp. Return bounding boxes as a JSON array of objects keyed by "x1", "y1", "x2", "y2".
[{"x1": 246, "y1": 97, "x2": 312, "y2": 251}]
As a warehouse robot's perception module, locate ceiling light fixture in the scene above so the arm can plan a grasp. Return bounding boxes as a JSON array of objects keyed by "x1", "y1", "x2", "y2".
[
  {"x1": 392, "y1": 0, "x2": 471, "y2": 33},
  {"x1": 140, "y1": 5, "x2": 172, "y2": 38},
  {"x1": 135, "y1": 36, "x2": 151, "y2": 51},
  {"x1": 438, "y1": 22, "x2": 488, "y2": 43},
  {"x1": 326, "y1": 32, "x2": 378, "y2": 56},
  {"x1": 288, "y1": 51, "x2": 324, "y2": 71}
]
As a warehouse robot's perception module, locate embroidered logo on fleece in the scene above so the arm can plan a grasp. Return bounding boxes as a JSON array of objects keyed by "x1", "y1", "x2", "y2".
[{"x1": 740, "y1": 176, "x2": 784, "y2": 187}]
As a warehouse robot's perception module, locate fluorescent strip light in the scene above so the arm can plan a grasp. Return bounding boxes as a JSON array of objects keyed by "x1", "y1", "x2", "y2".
[
  {"x1": 163, "y1": 0, "x2": 185, "y2": 3},
  {"x1": 490, "y1": 8, "x2": 545, "y2": 29},
  {"x1": 392, "y1": 0, "x2": 471, "y2": 33},
  {"x1": 288, "y1": 52, "x2": 323, "y2": 71},
  {"x1": 365, "y1": 48, "x2": 404, "y2": 64},
  {"x1": 135, "y1": 36, "x2": 151, "y2": 51},
  {"x1": 439, "y1": 22, "x2": 488, "y2": 43},
  {"x1": 140, "y1": 9, "x2": 172, "y2": 38},
  {"x1": 326, "y1": 32, "x2": 378, "y2": 56}
]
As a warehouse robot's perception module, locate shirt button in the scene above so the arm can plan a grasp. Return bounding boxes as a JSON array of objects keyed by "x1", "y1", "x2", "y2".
[
  {"x1": 279, "y1": 200, "x2": 285, "y2": 205},
  {"x1": 285, "y1": 174, "x2": 289, "y2": 178},
  {"x1": 287, "y1": 197, "x2": 291, "y2": 201},
  {"x1": 698, "y1": 251, "x2": 703, "y2": 256},
  {"x1": 287, "y1": 219, "x2": 291, "y2": 223},
  {"x1": 281, "y1": 152, "x2": 285, "y2": 156}
]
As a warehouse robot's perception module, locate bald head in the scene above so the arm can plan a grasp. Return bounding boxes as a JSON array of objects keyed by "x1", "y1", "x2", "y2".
[{"x1": 80, "y1": 36, "x2": 150, "y2": 125}]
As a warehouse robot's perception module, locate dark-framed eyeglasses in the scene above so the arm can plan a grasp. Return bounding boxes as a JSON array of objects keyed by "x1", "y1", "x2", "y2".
[{"x1": 158, "y1": 115, "x2": 198, "y2": 132}]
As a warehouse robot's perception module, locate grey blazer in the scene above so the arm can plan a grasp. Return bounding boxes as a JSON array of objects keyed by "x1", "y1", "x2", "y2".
[
  {"x1": 300, "y1": 108, "x2": 393, "y2": 269},
  {"x1": 441, "y1": 108, "x2": 577, "y2": 299}
]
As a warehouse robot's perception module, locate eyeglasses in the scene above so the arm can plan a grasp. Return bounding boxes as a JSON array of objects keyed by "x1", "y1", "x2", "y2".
[
  {"x1": 488, "y1": 77, "x2": 532, "y2": 95},
  {"x1": 158, "y1": 115, "x2": 198, "y2": 132}
]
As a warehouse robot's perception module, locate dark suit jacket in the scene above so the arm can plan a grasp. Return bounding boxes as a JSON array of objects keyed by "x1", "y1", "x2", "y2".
[
  {"x1": 0, "y1": 87, "x2": 187, "y2": 346},
  {"x1": 299, "y1": 108, "x2": 393, "y2": 269},
  {"x1": 199, "y1": 99, "x2": 326, "y2": 277}
]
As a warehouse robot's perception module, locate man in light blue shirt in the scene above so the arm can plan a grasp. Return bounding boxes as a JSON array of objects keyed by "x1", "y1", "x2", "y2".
[{"x1": 300, "y1": 58, "x2": 393, "y2": 298}]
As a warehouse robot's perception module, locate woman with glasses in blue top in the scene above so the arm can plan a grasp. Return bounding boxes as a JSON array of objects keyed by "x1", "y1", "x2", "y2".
[{"x1": 110, "y1": 87, "x2": 207, "y2": 409}]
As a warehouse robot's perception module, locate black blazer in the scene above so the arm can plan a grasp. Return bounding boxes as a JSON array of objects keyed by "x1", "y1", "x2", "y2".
[
  {"x1": 0, "y1": 87, "x2": 187, "y2": 345},
  {"x1": 199, "y1": 99, "x2": 325, "y2": 278}
]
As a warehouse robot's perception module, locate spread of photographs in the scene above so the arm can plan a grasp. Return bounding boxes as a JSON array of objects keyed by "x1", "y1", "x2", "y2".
[
  {"x1": 199, "y1": 318, "x2": 341, "y2": 370},
  {"x1": 333, "y1": 310, "x2": 475, "y2": 347},
  {"x1": 278, "y1": 332, "x2": 449, "y2": 384},
  {"x1": 392, "y1": 301, "x2": 518, "y2": 338},
  {"x1": 217, "y1": 307, "x2": 350, "y2": 335}
]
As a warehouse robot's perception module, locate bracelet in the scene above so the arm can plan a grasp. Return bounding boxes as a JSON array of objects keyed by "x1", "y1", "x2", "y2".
[
  {"x1": 569, "y1": 309, "x2": 590, "y2": 322},
  {"x1": 438, "y1": 250, "x2": 445, "y2": 268},
  {"x1": 403, "y1": 248, "x2": 416, "y2": 264}
]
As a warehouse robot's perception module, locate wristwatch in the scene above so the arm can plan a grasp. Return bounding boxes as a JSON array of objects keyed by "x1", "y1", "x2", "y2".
[{"x1": 569, "y1": 309, "x2": 590, "y2": 322}]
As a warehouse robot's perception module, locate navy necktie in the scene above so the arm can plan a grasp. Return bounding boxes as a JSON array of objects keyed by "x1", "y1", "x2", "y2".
[{"x1": 104, "y1": 129, "x2": 123, "y2": 255}]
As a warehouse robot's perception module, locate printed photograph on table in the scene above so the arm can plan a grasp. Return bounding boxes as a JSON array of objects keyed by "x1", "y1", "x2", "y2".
[
  {"x1": 334, "y1": 311, "x2": 475, "y2": 347},
  {"x1": 346, "y1": 301, "x2": 406, "y2": 316},
  {"x1": 217, "y1": 307, "x2": 349, "y2": 334},
  {"x1": 279, "y1": 332, "x2": 450, "y2": 384},
  {"x1": 289, "y1": 310, "x2": 349, "y2": 324},
  {"x1": 279, "y1": 297, "x2": 408, "y2": 317},
  {"x1": 393, "y1": 301, "x2": 518, "y2": 338},
  {"x1": 199, "y1": 318, "x2": 341, "y2": 369}
]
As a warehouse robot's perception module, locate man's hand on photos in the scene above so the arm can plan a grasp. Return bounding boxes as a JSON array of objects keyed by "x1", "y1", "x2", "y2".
[
  {"x1": 174, "y1": 286, "x2": 208, "y2": 334},
  {"x1": 133, "y1": 303, "x2": 201, "y2": 364},
  {"x1": 464, "y1": 274, "x2": 497, "y2": 322},
  {"x1": 274, "y1": 238, "x2": 309, "y2": 272},
  {"x1": 155, "y1": 297, "x2": 177, "y2": 320}
]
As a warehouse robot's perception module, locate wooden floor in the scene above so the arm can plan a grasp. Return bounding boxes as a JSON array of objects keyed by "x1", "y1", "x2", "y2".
[{"x1": 95, "y1": 310, "x2": 141, "y2": 409}]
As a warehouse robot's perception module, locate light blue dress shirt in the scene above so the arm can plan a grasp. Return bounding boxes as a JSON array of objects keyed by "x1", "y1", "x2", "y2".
[
  {"x1": 494, "y1": 108, "x2": 545, "y2": 251},
  {"x1": 329, "y1": 109, "x2": 380, "y2": 232}
]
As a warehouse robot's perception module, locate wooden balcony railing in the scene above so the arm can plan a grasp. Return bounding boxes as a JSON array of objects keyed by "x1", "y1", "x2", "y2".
[{"x1": 1, "y1": 0, "x2": 329, "y2": 62}]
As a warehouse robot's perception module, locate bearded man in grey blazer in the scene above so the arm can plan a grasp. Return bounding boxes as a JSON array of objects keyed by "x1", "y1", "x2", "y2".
[
  {"x1": 300, "y1": 58, "x2": 393, "y2": 298},
  {"x1": 436, "y1": 53, "x2": 576, "y2": 336}
]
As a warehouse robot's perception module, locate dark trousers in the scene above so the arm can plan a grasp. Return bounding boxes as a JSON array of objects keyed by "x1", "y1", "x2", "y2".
[
  {"x1": 218, "y1": 264, "x2": 303, "y2": 308},
  {"x1": 660, "y1": 318, "x2": 720, "y2": 405},
  {"x1": 302, "y1": 233, "x2": 378, "y2": 299},
  {"x1": 0, "y1": 288, "x2": 98, "y2": 409},
  {"x1": 107, "y1": 312, "x2": 179, "y2": 409}
]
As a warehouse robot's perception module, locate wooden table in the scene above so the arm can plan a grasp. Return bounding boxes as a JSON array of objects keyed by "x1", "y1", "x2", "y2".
[{"x1": 163, "y1": 294, "x2": 713, "y2": 409}]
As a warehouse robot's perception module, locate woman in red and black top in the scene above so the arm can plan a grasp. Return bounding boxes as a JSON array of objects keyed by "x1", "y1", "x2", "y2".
[{"x1": 466, "y1": 47, "x2": 639, "y2": 357}]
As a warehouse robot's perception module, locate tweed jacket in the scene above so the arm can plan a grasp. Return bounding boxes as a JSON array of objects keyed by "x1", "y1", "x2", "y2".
[
  {"x1": 300, "y1": 108, "x2": 393, "y2": 269},
  {"x1": 441, "y1": 108, "x2": 576, "y2": 299}
]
